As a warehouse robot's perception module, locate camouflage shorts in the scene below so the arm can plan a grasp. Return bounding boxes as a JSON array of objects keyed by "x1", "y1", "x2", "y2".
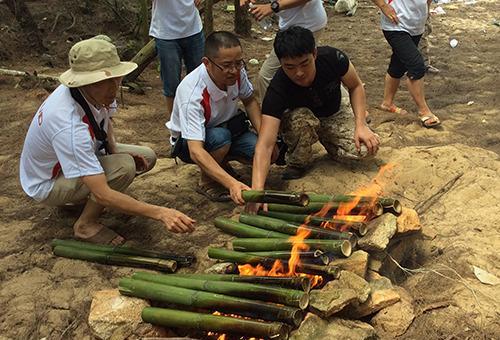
[{"x1": 280, "y1": 87, "x2": 370, "y2": 168}]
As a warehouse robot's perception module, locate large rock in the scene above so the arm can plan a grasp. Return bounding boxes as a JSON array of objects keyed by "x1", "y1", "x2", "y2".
[
  {"x1": 396, "y1": 207, "x2": 422, "y2": 234},
  {"x1": 371, "y1": 287, "x2": 415, "y2": 337},
  {"x1": 342, "y1": 271, "x2": 400, "y2": 318},
  {"x1": 358, "y1": 214, "x2": 397, "y2": 252},
  {"x1": 337, "y1": 270, "x2": 371, "y2": 304},
  {"x1": 88, "y1": 289, "x2": 167, "y2": 340},
  {"x1": 328, "y1": 250, "x2": 369, "y2": 278},
  {"x1": 290, "y1": 313, "x2": 377, "y2": 340}
]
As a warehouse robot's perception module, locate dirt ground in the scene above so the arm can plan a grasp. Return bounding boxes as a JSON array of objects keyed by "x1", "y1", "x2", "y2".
[{"x1": 0, "y1": 0, "x2": 499, "y2": 339}]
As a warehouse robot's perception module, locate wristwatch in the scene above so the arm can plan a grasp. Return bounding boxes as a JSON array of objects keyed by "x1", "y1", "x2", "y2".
[{"x1": 270, "y1": 0, "x2": 280, "y2": 13}]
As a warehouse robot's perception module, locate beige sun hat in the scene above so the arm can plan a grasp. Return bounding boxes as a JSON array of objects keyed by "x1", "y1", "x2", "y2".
[{"x1": 59, "y1": 36, "x2": 137, "y2": 88}]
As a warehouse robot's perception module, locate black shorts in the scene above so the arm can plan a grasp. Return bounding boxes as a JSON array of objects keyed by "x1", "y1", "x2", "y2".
[{"x1": 383, "y1": 30, "x2": 425, "y2": 80}]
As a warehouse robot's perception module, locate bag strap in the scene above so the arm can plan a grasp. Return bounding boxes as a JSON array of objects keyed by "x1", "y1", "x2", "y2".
[{"x1": 69, "y1": 88, "x2": 110, "y2": 154}]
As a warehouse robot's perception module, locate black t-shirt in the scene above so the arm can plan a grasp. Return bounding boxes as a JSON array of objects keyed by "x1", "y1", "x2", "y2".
[{"x1": 262, "y1": 46, "x2": 350, "y2": 119}]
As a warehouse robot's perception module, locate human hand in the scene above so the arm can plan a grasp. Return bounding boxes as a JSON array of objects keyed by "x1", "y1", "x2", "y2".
[
  {"x1": 249, "y1": 4, "x2": 273, "y2": 21},
  {"x1": 354, "y1": 124, "x2": 380, "y2": 155},
  {"x1": 239, "y1": 0, "x2": 255, "y2": 7},
  {"x1": 245, "y1": 202, "x2": 268, "y2": 214},
  {"x1": 381, "y1": 4, "x2": 399, "y2": 24},
  {"x1": 158, "y1": 208, "x2": 196, "y2": 233},
  {"x1": 229, "y1": 181, "x2": 251, "y2": 205}
]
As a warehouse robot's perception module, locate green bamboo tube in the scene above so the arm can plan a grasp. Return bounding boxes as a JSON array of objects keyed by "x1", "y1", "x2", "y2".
[
  {"x1": 132, "y1": 272, "x2": 308, "y2": 309},
  {"x1": 214, "y1": 217, "x2": 289, "y2": 238},
  {"x1": 247, "y1": 250, "x2": 330, "y2": 265},
  {"x1": 162, "y1": 273, "x2": 312, "y2": 292},
  {"x1": 142, "y1": 307, "x2": 290, "y2": 340},
  {"x1": 267, "y1": 202, "x2": 384, "y2": 217},
  {"x1": 231, "y1": 238, "x2": 352, "y2": 257},
  {"x1": 208, "y1": 248, "x2": 339, "y2": 278},
  {"x1": 242, "y1": 190, "x2": 309, "y2": 206},
  {"x1": 308, "y1": 193, "x2": 400, "y2": 208},
  {"x1": 119, "y1": 278, "x2": 304, "y2": 326},
  {"x1": 53, "y1": 246, "x2": 177, "y2": 272},
  {"x1": 240, "y1": 213, "x2": 357, "y2": 242},
  {"x1": 51, "y1": 239, "x2": 194, "y2": 266}
]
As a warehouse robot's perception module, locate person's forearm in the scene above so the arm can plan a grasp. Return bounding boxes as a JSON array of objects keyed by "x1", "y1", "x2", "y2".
[
  {"x1": 244, "y1": 99, "x2": 262, "y2": 132},
  {"x1": 349, "y1": 85, "x2": 368, "y2": 127},
  {"x1": 371, "y1": 0, "x2": 387, "y2": 10},
  {"x1": 252, "y1": 143, "x2": 274, "y2": 190},
  {"x1": 191, "y1": 149, "x2": 237, "y2": 188}
]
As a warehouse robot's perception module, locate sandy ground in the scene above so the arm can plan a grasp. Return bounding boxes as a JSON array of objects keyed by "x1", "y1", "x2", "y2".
[{"x1": 0, "y1": 0, "x2": 499, "y2": 339}]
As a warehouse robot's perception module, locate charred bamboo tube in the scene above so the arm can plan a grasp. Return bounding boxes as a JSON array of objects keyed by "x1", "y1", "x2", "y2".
[
  {"x1": 240, "y1": 213, "x2": 358, "y2": 242},
  {"x1": 214, "y1": 217, "x2": 289, "y2": 238},
  {"x1": 53, "y1": 246, "x2": 177, "y2": 272},
  {"x1": 51, "y1": 239, "x2": 194, "y2": 266},
  {"x1": 267, "y1": 202, "x2": 383, "y2": 217},
  {"x1": 132, "y1": 272, "x2": 309, "y2": 309},
  {"x1": 142, "y1": 307, "x2": 290, "y2": 340},
  {"x1": 231, "y1": 238, "x2": 352, "y2": 257},
  {"x1": 242, "y1": 190, "x2": 309, "y2": 206},
  {"x1": 308, "y1": 194, "x2": 401, "y2": 212},
  {"x1": 208, "y1": 248, "x2": 339, "y2": 278},
  {"x1": 247, "y1": 250, "x2": 330, "y2": 265},
  {"x1": 119, "y1": 278, "x2": 304, "y2": 326},
  {"x1": 163, "y1": 273, "x2": 312, "y2": 292},
  {"x1": 382, "y1": 200, "x2": 403, "y2": 216}
]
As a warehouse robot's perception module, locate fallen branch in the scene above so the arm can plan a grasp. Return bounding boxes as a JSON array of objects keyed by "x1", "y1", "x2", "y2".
[{"x1": 414, "y1": 172, "x2": 464, "y2": 215}]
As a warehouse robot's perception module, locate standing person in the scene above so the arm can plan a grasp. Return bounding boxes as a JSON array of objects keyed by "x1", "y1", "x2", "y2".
[
  {"x1": 167, "y1": 31, "x2": 274, "y2": 204},
  {"x1": 250, "y1": 26, "x2": 379, "y2": 197},
  {"x1": 20, "y1": 37, "x2": 195, "y2": 245},
  {"x1": 150, "y1": 0, "x2": 205, "y2": 117},
  {"x1": 373, "y1": 0, "x2": 440, "y2": 128},
  {"x1": 240, "y1": 0, "x2": 327, "y2": 99}
]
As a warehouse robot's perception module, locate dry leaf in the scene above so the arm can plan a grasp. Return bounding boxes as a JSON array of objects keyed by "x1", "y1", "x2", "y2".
[{"x1": 473, "y1": 266, "x2": 500, "y2": 285}]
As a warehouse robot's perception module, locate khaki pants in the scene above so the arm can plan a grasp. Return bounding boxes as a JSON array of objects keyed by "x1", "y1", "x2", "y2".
[
  {"x1": 41, "y1": 143, "x2": 156, "y2": 206},
  {"x1": 280, "y1": 87, "x2": 370, "y2": 168},
  {"x1": 257, "y1": 29, "x2": 324, "y2": 100}
]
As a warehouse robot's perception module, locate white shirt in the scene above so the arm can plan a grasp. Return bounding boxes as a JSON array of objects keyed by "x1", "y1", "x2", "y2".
[
  {"x1": 380, "y1": 0, "x2": 428, "y2": 36},
  {"x1": 149, "y1": 0, "x2": 203, "y2": 40},
  {"x1": 278, "y1": 0, "x2": 327, "y2": 32},
  {"x1": 167, "y1": 64, "x2": 254, "y2": 143},
  {"x1": 20, "y1": 85, "x2": 115, "y2": 201}
]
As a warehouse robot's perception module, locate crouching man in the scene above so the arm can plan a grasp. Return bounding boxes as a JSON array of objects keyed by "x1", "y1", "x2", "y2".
[
  {"x1": 20, "y1": 37, "x2": 195, "y2": 245},
  {"x1": 167, "y1": 31, "x2": 270, "y2": 204},
  {"x1": 251, "y1": 26, "x2": 380, "y2": 208}
]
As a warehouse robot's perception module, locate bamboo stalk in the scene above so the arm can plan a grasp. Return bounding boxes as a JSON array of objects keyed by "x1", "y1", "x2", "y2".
[
  {"x1": 242, "y1": 190, "x2": 309, "y2": 206},
  {"x1": 240, "y1": 213, "x2": 358, "y2": 242},
  {"x1": 141, "y1": 307, "x2": 290, "y2": 340},
  {"x1": 308, "y1": 193, "x2": 401, "y2": 209},
  {"x1": 131, "y1": 272, "x2": 309, "y2": 309},
  {"x1": 162, "y1": 273, "x2": 312, "y2": 292},
  {"x1": 53, "y1": 246, "x2": 177, "y2": 272},
  {"x1": 268, "y1": 202, "x2": 383, "y2": 217},
  {"x1": 231, "y1": 238, "x2": 352, "y2": 257},
  {"x1": 214, "y1": 217, "x2": 289, "y2": 238},
  {"x1": 247, "y1": 250, "x2": 330, "y2": 265},
  {"x1": 51, "y1": 239, "x2": 194, "y2": 266},
  {"x1": 208, "y1": 248, "x2": 339, "y2": 278},
  {"x1": 119, "y1": 278, "x2": 304, "y2": 326}
]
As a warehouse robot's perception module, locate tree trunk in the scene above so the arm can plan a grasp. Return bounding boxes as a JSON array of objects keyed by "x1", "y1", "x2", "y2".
[
  {"x1": 4, "y1": 0, "x2": 45, "y2": 52},
  {"x1": 234, "y1": 0, "x2": 251, "y2": 37},
  {"x1": 123, "y1": 39, "x2": 157, "y2": 84}
]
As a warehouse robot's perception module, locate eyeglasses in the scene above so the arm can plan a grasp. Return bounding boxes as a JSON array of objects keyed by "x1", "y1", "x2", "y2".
[{"x1": 207, "y1": 56, "x2": 246, "y2": 73}]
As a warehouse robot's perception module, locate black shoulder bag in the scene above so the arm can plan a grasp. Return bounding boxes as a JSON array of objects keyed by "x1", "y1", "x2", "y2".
[{"x1": 70, "y1": 87, "x2": 110, "y2": 155}]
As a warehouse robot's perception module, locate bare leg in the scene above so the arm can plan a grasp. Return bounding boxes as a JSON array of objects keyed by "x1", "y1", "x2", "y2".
[
  {"x1": 199, "y1": 144, "x2": 231, "y2": 186},
  {"x1": 165, "y1": 96, "x2": 174, "y2": 119},
  {"x1": 406, "y1": 77, "x2": 438, "y2": 125},
  {"x1": 381, "y1": 73, "x2": 400, "y2": 108}
]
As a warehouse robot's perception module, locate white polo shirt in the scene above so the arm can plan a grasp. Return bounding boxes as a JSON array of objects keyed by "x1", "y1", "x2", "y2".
[
  {"x1": 166, "y1": 64, "x2": 253, "y2": 143},
  {"x1": 380, "y1": 0, "x2": 428, "y2": 36},
  {"x1": 19, "y1": 85, "x2": 115, "y2": 201},
  {"x1": 149, "y1": 0, "x2": 203, "y2": 40},
  {"x1": 278, "y1": 0, "x2": 327, "y2": 33}
]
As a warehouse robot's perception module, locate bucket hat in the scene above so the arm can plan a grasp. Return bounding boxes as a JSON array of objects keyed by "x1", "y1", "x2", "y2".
[{"x1": 59, "y1": 37, "x2": 137, "y2": 88}]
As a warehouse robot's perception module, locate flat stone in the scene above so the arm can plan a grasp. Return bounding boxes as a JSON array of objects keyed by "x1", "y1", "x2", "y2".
[
  {"x1": 342, "y1": 272, "x2": 400, "y2": 318},
  {"x1": 328, "y1": 250, "x2": 369, "y2": 278},
  {"x1": 396, "y1": 207, "x2": 422, "y2": 234},
  {"x1": 337, "y1": 270, "x2": 371, "y2": 304},
  {"x1": 358, "y1": 214, "x2": 397, "y2": 252},
  {"x1": 371, "y1": 287, "x2": 415, "y2": 337},
  {"x1": 290, "y1": 313, "x2": 377, "y2": 340},
  {"x1": 88, "y1": 289, "x2": 157, "y2": 340},
  {"x1": 309, "y1": 283, "x2": 358, "y2": 318}
]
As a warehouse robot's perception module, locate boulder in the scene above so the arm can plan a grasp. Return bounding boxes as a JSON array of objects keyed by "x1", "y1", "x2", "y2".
[
  {"x1": 358, "y1": 214, "x2": 397, "y2": 252},
  {"x1": 337, "y1": 270, "x2": 371, "y2": 304},
  {"x1": 328, "y1": 250, "x2": 369, "y2": 278},
  {"x1": 396, "y1": 208, "x2": 422, "y2": 234},
  {"x1": 88, "y1": 289, "x2": 167, "y2": 340},
  {"x1": 290, "y1": 313, "x2": 377, "y2": 340},
  {"x1": 371, "y1": 287, "x2": 415, "y2": 337}
]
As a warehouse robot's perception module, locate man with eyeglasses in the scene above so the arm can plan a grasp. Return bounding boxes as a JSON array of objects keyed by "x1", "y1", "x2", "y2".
[{"x1": 167, "y1": 31, "x2": 272, "y2": 204}]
